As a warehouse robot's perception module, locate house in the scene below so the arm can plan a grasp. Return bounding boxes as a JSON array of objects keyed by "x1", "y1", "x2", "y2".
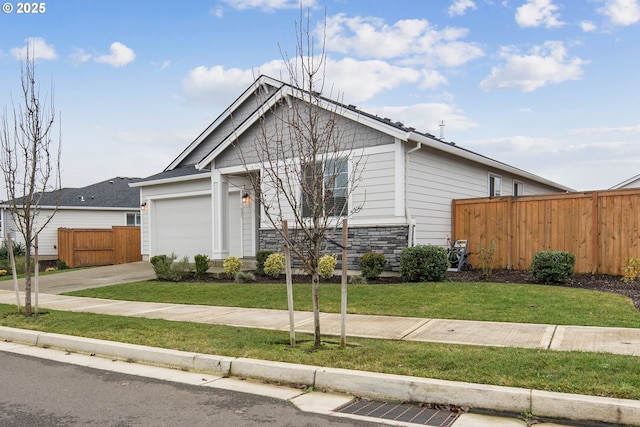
[
  {"x1": 610, "y1": 174, "x2": 640, "y2": 189},
  {"x1": 0, "y1": 177, "x2": 141, "y2": 260},
  {"x1": 132, "y1": 76, "x2": 573, "y2": 270}
]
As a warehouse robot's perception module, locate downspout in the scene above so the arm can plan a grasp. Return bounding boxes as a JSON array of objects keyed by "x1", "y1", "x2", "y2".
[{"x1": 405, "y1": 142, "x2": 421, "y2": 246}]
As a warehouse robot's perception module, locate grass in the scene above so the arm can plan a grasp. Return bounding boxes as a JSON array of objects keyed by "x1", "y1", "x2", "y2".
[
  {"x1": 3, "y1": 279, "x2": 639, "y2": 401},
  {"x1": 65, "y1": 280, "x2": 640, "y2": 328},
  {"x1": 1, "y1": 304, "x2": 639, "y2": 400}
]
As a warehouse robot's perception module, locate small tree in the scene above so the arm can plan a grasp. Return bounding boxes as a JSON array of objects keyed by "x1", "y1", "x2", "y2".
[
  {"x1": 235, "y1": 11, "x2": 365, "y2": 347},
  {"x1": 0, "y1": 52, "x2": 62, "y2": 316}
]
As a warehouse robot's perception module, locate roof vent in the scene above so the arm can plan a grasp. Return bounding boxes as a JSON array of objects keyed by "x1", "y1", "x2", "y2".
[
  {"x1": 79, "y1": 196, "x2": 85, "y2": 202},
  {"x1": 109, "y1": 180, "x2": 114, "y2": 184}
]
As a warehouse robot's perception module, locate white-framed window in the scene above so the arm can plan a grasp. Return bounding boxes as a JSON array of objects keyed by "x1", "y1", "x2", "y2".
[
  {"x1": 126, "y1": 212, "x2": 141, "y2": 226},
  {"x1": 488, "y1": 173, "x2": 502, "y2": 197},
  {"x1": 513, "y1": 180, "x2": 524, "y2": 196},
  {"x1": 302, "y1": 157, "x2": 348, "y2": 217}
]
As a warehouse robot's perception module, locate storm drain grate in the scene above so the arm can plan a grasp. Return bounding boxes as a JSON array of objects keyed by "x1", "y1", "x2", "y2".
[{"x1": 334, "y1": 398, "x2": 460, "y2": 426}]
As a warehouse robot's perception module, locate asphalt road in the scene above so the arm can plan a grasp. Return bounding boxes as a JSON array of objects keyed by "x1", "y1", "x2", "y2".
[{"x1": 0, "y1": 351, "x2": 380, "y2": 427}]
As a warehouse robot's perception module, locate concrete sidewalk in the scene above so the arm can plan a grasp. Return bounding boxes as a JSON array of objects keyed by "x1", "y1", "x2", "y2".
[{"x1": 0, "y1": 289, "x2": 639, "y2": 356}]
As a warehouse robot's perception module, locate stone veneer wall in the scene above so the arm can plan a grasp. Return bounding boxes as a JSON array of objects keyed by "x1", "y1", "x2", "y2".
[{"x1": 259, "y1": 225, "x2": 409, "y2": 272}]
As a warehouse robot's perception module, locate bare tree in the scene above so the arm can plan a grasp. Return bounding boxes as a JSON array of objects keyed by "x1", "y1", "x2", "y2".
[
  {"x1": 237, "y1": 11, "x2": 365, "y2": 347},
  {"x1": 0, "y1": 52, "x2": 62, "y2": 316}
]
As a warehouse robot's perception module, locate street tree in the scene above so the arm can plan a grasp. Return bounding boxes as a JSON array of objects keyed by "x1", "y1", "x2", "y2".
[
  {"x1": 236, "y1": 12, "x2": 365, "y2": 347},
  {"x1": 0, "y1": 52, "x2": 62, "y2": 316}
]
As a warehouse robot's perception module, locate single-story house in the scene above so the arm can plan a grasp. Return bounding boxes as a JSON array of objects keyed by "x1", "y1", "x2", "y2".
[
  {"x1": 132, "y1": 75, "x2": 573, "y2": 270},
  {"x1": 0, "y1": 177, "x2": 141, "y2": 260}
]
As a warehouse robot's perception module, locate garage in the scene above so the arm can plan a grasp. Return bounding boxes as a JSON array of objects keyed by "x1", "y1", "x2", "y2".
[{"x1": 150, "y1": 195, "x2": 212, "y2": 259}]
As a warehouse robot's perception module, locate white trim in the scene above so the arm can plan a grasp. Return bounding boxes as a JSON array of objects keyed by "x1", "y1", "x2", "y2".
[
  {"x1": 145, "y1": 189, "x2": 211, "y2": 201},
  {"x1": 489, "y1": 172, "x2": 502, "y2": 197},
  {"x1": 394, "y1": 138, "x2": 404, "y2": 217},
  {"x1": 0, "y1": 205, "x2": 136, "y2": 211},
  {"x1": 129, "y1": 172, "x2": 211, "y2": 188}
]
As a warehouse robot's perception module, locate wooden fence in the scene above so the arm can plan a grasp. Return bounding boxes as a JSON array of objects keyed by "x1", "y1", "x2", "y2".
[
  {"x1": 57, "y1": 226, "x2": 142, "y2": 268},
  {"x1": 451, "y1": 188, "x2": 640, "y2": 275}
]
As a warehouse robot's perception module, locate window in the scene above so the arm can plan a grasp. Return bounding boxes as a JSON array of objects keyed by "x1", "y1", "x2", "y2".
[
  {"x1": 126, "y1": 212, "x2": 141, "y2": 226},
  {"x1": 489, "y1": 173, "x2": 502, "y2": 197},
  {"x1": 513, "y1": 180, "x2": 524, "y2": 196},
  {"x1": 302, "y1": 158, "x2": 348, "y2": 217}
]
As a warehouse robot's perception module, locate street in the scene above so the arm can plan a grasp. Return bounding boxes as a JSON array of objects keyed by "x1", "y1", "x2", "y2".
[{"x1": 0, "y1": 351, "x2": 381, "y2": 426}]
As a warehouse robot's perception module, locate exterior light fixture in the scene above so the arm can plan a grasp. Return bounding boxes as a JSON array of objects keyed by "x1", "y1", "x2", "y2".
[
  {"x1": 140, "y1": 202, "x2": 147, "y2": 210},
  {"x1": 242, "y1": 193, "x2": 250, "y2": 204}
]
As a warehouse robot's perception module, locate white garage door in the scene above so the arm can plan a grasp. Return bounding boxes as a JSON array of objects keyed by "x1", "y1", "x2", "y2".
[{"x1": 151, "y1": 195, "x2": 212, "y2": 259}]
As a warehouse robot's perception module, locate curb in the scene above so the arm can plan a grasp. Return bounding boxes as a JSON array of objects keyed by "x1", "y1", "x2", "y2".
[{"x1": 1, "y1": 326, "x2": 639, "y2": 426}]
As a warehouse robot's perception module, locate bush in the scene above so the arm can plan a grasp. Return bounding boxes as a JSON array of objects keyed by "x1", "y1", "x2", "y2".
[
  {"x1": 223, "y1": 256, "x2": 242, "y2": 277},
  {"x1": 349, "y1": 274, "x2": 367, "y2": 285},
  {"x1": 255, "y1": 250, "x2": 272, "y2": 275},
  {"x1": 235, "y1": 271, "x2": 256, "y2": 283},
  {"x1": 194, "y1": 254, "x2": 210, "y2": 279},
  {"x1": 399, "y1": 245, "x2": 449, "y2": 282},
  {"x1": 318, "y1": 254, "x2": 337, "y2": 279},
  {"x1": 150, "y1": 254, "x2": 192, "y2": 282},
  {"x1": 530, "y1": 251, "x2": 575, "y2": 284},
  {"x1": 263, "y1": 253, "x2": 285, "y2": 278},
  {"x1": 622, "y1": 257, "x2": 640, "y2": 283},
  {"x1": 56, "y1": 259, "x2": 68, "y2": 270},
  {"x1": 0, "y1": 241, "x2": 26, "y2": 260},
  {"x1": 359, "y1": 252, "x2": 387, "y2": 280}
]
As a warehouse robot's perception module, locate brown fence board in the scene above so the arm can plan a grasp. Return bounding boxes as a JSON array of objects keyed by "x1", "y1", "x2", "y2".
[
  {"x1": 452, "y1": 189, "x2": 640, "y2": 275},
  {"x1": 57, "y1": 227, "x2": 141, "y2": 268}
]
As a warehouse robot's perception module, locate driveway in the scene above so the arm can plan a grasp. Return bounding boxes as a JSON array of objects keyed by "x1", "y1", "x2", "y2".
[{"x1": 0, "y1": 262, "x2": 155, "y2": 294}]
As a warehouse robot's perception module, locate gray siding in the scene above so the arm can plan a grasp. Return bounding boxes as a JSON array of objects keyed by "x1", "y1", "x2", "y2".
[{"x1": 214, "y1": 102, "x2": 394, "y2": 169}]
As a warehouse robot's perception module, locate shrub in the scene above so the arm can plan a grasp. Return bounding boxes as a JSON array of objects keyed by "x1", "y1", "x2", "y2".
[
  {"x1": 0, "y1": 241, "x2": 26, "y2": 260},
  {"x1": 359, "y1": 252, "x2": 387, "y2": 280},
  {"x1": 255, "y1": 250, "x2": 272, "y2": 275},
  {"x1": 318, "y1": 254, "x2": 337, "y2": 279},
  {"x1": 194, "y1": 254, "x2": 210, "y2": 279},
  {"x1": 399, "y1": 245, "x2": 449, "y2": 282},
  {"x1": 235, "y1": 271, "x2": 256, "y2": 283},
  {"x1": 530, "y1": 251, "x2": 575, "y2": 284},
  {"x1": 478, "y1": 240, "x2": 497, "y2": 278},
  {"x1": 263, "y1": 253, "x2": 285, "y2": 278},
  {"x1": 150, "y1": 254, "x2": 192, "y2": 282},
  {"x1": 44, "y1": 267, "x2": 56, "y2": 273},
  {"x1": 223, "y1": 256, "x2": 243, "y2": 277},
  {"x1": 622, "y1": 258, "x2": 640, "y2": 283},
  {"x1": 56, "y1": 259, "x2": 68, "y2": 270},
  {"x1": 349, "y1": 274, "x2": 367, "y2": 285},
  {"x1": 0, "y1": 269, "x2": 7, "y2": 276}
]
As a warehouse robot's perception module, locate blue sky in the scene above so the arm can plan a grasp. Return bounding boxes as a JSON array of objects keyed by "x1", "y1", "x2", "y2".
[{"x1": 1, "y1": 0, "x2": 639, "y2": 191}]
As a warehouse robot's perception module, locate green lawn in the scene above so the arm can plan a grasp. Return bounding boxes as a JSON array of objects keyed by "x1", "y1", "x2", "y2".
[
  {"x1": 1, "y1": 279, "x2": 638, "y2": 401},
  {"x1": 65, "y1": 280, "x2": 640, "y2": 328}
]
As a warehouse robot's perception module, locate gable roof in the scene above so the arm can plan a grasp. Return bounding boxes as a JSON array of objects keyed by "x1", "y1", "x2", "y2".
[
  {"x1": 2, "y1": 177, "x2": 141, "y2": 209},
  {"x1": 154, "y1": 75, "x2": 574, "y2": 192},
  {"x1": 610, "y1": 173, "x2": 640, "y2": 189}
]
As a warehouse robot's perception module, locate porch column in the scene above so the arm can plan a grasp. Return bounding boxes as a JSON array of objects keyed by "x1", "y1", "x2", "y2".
[{"x1": 212, "y1": 170, "x2": 229, "y2": 259}]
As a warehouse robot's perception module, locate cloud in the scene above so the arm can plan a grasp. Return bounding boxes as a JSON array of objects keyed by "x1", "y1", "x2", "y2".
[
  {"x1": 322, "y1": 14, "x2": 483, "y2": 67},
  {"x1": 183, "y1": 56, "x2": 428, "y2": 104},
  {"x1": 580, "y1": 21, "x2": 597, "y2": 32},
  {"x1": 10, "y1": 37, "x2": 57, "y2": 61},
  {"x1": 598, "y1": 0, "x2": 640, "y2": 26},
  {"x1": 220, "y1": 0, "x2": 315, "y2": 12},
  {"x1": 70, "y1": 47, "x2": 91, "y2": 64},
  {"x1": 479, "y1": 41, "x2": 589, "y2": 92},
  {"x1": 448, "y1": 0, "x2": 477, "y2": 17},
  {"x1": 95, "y1": 42, "x2": 135, "y2": 67},
  {"x1": 515, "y1": 0, "x2": 564, "y2": 28}
]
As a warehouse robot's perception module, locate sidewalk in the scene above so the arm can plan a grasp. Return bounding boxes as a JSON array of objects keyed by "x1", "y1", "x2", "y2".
[{"x1": 0, "y1": 290, "x2": 639, "y2": 356}]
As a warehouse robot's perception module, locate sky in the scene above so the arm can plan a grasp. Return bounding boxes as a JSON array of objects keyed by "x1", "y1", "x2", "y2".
[{"x1": 1, "y1": 0, "x2": 639, "y2": 192}]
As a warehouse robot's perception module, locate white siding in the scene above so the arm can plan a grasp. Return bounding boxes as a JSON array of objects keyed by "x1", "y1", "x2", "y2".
[{"x1": 2, "y1": 208, "x2": 131, "y2": 257}]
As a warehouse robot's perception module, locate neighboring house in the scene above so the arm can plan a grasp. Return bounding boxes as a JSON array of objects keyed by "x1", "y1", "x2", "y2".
[
  {"x1": 610, "y1": 174, "x2": 640, "y2": 189},
  {"x1": 132, "y1": 75, "x2": 573, "y2": 270},
  {"x1": 0, "y1": 177, "x2": 141, "y2": 260}
]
